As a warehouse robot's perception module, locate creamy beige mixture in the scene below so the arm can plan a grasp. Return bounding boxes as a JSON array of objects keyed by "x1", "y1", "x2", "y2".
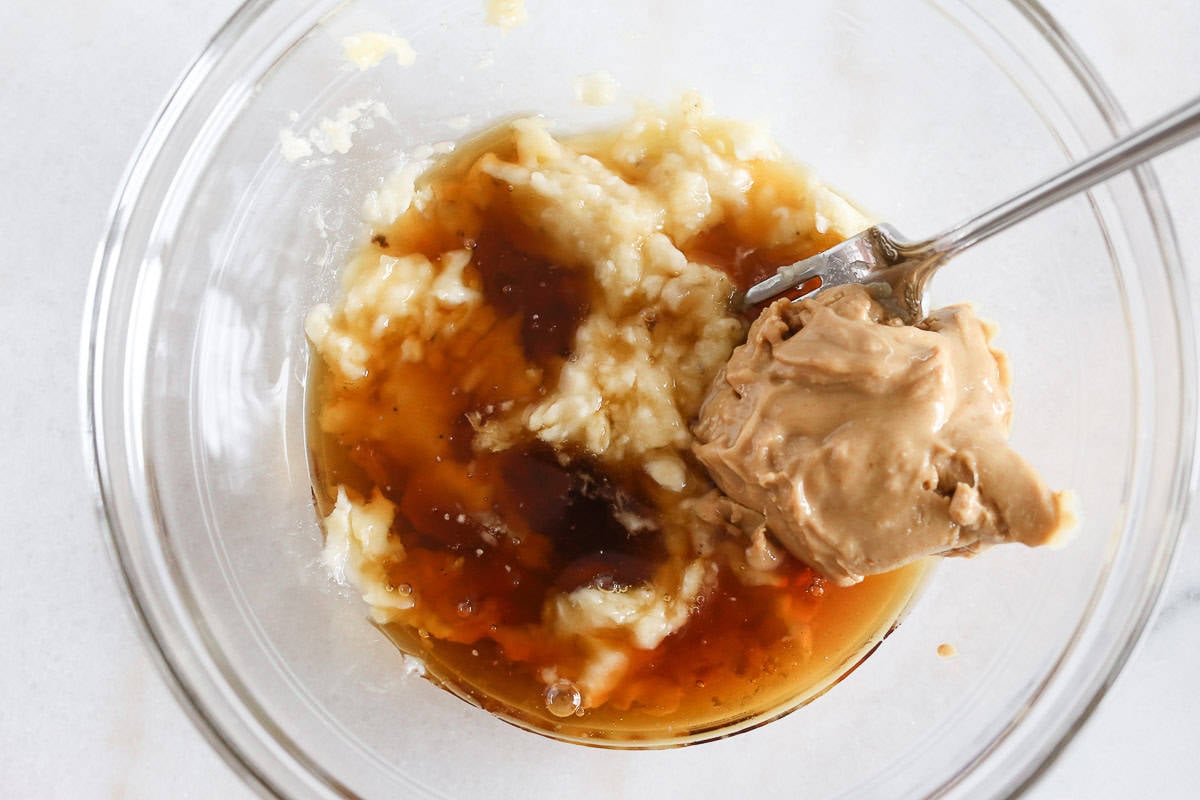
[{"x1": 694, "y1": 285, "x2": 1075, "y2": 585}]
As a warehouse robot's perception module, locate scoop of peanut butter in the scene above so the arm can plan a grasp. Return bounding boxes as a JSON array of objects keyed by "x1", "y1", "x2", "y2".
[{"x1": 693, "y1": 285, "x2": 1073, "y2": 586}]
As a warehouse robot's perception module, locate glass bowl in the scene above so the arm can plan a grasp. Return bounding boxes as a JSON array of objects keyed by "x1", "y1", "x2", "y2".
[{"x1": 85, "y1": 0, "x2": 1195, "y2": 797}]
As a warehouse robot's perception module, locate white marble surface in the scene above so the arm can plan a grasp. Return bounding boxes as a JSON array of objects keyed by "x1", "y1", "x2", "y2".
[{"x1": 0, "y1": 1, "x2": 1197, "y2": 797}]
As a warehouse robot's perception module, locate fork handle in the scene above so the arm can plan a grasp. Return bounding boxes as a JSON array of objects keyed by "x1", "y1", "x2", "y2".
[{"x1": 925, "y1": 94, "x2": 1200, "y2": 256}]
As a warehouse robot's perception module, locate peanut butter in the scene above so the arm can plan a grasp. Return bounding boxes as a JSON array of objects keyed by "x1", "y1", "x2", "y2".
[{"x1": 693, "y1": 285, "x2": 1074, "y2": 586}]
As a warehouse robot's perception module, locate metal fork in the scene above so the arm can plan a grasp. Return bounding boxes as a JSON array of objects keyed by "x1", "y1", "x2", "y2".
[{"x1": 742, "y1": 96, "x2": 1200, "y2": 322}]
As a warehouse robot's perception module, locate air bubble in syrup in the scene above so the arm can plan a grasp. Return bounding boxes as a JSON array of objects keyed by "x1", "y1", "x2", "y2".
[{"x1": 544, "y1": 679, "x2": 582, "y2": 718}]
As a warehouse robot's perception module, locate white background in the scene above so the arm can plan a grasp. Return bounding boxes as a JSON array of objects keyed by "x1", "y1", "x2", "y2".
[{"x1": 1, "y1": 1, "x2": 1197, "y2": 797}]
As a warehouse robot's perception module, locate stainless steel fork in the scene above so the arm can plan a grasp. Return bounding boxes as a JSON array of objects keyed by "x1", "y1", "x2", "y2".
[{"x1": 742, "y1": 96, "x2": 1200, "y2": 322}]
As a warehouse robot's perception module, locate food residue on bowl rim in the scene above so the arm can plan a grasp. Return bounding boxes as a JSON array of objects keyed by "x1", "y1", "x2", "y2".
[
  {"x1": 278, "y1": 100, "x2": 392, "y2": 162},
  {"x1": 485, "y1": 0, "x2": 528, "y2": 31},
  {"x1": 341, "y1": 32, "x2": 417, "y2": 71},
  {"x1": 574, "y1": 71, "x2": 620, "y2": 106}
]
